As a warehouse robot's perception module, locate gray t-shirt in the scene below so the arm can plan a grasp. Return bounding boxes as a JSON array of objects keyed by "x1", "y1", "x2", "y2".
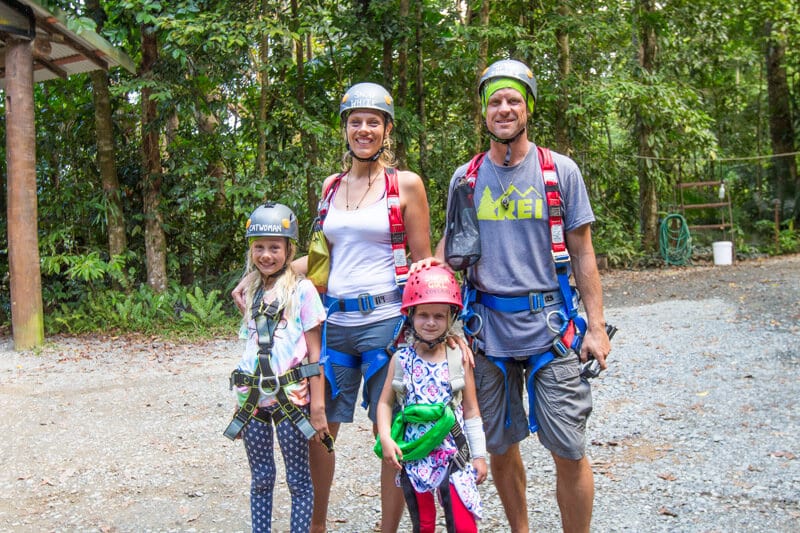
[{"x1": 446, "y1": 142, "x2": 595, "y2": 357}]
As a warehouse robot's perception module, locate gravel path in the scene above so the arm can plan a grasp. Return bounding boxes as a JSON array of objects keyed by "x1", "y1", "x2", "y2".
[{"x1": 1, "y1": 254, "x2": 798, "y2": 532}]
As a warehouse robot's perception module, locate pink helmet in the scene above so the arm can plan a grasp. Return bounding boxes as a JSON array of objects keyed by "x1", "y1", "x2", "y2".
[{"x1": 400, "y1": 265, "x2": 463, "y2": 315}]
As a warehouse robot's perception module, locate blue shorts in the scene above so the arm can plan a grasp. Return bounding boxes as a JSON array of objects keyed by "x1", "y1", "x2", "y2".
[
  {"x1": 474, "y1": 350, "x2": 592, "y2": 460},
  {"x1": 323, "y1": 316, "x2": 403, "y2": 424}
]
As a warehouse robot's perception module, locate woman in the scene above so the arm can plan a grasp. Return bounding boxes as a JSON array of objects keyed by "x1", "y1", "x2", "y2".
[{"x1": 235, "y1": 82, "x2": 431, "y2": 533}]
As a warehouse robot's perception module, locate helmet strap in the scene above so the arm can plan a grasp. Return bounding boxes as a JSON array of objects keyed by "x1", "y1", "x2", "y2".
[
  {"x1": 407, "y1": 309, "x2": 456, "y2": 350},
  {"x1": 349, "y1": 145, "x2": 385, "y2": 163},
  {"x1": 410, "y1": 325, "x2": 448, "y2": 350},
  {"x1": 487, "y1": 125, "x2": 527, "y2": 165}
]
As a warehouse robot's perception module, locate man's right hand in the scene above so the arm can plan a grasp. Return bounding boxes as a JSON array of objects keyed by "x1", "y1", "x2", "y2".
[{"x1": 409, "y1": 256, "x2": 442, "y2": 273}]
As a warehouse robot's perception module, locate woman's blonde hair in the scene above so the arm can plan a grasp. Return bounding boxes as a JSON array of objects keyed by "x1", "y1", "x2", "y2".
[{"x1": 240, "y1": 238, "x2": 299, "y2": 324}]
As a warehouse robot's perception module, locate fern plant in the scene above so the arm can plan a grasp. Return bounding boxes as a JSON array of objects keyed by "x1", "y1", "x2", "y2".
[{"x1": 179, "y1": 287, "x2": 228, "y2": 331}]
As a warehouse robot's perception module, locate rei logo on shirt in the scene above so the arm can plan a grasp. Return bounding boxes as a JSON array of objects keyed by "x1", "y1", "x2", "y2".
[{"x1": 476, "y1": 185, "x2": 544, "y2": 221}]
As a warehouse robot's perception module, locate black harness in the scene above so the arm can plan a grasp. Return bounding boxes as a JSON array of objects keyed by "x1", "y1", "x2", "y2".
[{"x1": 223, "y1": 290, "x2": 334, "y2": 452}]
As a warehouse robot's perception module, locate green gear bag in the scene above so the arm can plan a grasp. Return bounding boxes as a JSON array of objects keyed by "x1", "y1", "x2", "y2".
[{"x1": 373, "y1": 402, "x2": 455, "y2": 462}]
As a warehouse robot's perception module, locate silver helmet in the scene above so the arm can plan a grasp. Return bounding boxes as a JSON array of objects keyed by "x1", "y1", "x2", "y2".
[
  {"x1": 245, "y1": 202, "x2": 299, "y2": 241},
  {"x1": 339, "y1": 82, "x2": 395, "y2": 123}
]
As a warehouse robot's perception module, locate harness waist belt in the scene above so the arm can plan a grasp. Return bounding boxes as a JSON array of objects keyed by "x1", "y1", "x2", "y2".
[
  {"x1": 230, "y1": 363, "x2": 320, "y2": 391},
  {"x1": 476, "y1": 290, "x2": 563, "y2": 313},
  {"x1": 324, "y1": 289, "x2": 403, "y2": 314}
]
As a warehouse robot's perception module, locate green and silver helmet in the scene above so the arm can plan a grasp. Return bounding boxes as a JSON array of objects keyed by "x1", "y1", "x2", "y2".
[
  {"x1": 339, "y1": 82, "x2": 395, "y2": 123},
  {"x1": 245, "y1": 202, "x2": 299, "y2": 241},
  {"x1": 478, "y1": 59, "x2": 537, "y2": 116}
]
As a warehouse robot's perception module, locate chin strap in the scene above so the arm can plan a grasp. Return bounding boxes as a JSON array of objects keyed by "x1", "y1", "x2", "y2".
[
  {"x1": 347, "y1": 145, "x2": 385, "y2": 162},
  {"x1": 486, "y1": 125, "x2": 527, "y2": 165},
  {"x1": 409, "y1": 327, "x2": 448, "y2": 350}
]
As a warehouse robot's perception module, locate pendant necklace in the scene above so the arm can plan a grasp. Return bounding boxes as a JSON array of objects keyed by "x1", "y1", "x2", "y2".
[
  {"x1": 489, "y1": 159, "x2": 519, "y2": 209},
  {"x1": 346, "y1": 167, "x2": 379, "y2": 210}
]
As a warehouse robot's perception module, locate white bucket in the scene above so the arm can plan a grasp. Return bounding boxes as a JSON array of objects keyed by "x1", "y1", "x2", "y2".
[{"x1": 712, "y1": 241, "x2": 733, "y2": 265}]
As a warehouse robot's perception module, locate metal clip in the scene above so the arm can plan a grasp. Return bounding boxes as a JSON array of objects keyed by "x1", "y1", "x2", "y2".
[
  {"x1": 528, "y1": 292, "x2": 544, "y2": 313},
  {"x1": 258, "y1": 375, "x2": 280, "y2": 398},
  {"x1": 357, "y1": 293, "x2": 375, "y2": 314}
]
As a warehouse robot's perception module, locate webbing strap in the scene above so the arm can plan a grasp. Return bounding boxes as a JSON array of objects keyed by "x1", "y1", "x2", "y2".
[
  {"x1": 323, "y1": 289, "x2": 402, "y2": 314},
  {"x1": 315, "y1": 168, "x2": 407, "y2": 286},
  {"x1": 229, "y1": 362, "x2": 320, "y2": 390},
  {"x1": 486, "y1": 320, "x2": 577, "y2": 433},
  {"x1": 385, "y1": 168, "x2": 409, "y2": 286},
  {"x1": 464, "y1": 152, "x2": 486, "y2": 189},
  {"x1": 361, "y1": 347, "x2": 390, "y2": 408},
  {"x1": 223, "y1": 296, "x2": 283, "y2": 440},
  {"x1": 321, "y1": 347, "x2": 389, "y2": 408}
]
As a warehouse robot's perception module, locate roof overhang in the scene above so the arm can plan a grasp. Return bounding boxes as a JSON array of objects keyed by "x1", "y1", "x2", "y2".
[{"x1": 0, "y1": 0, "x2": 135, "y2": 88}]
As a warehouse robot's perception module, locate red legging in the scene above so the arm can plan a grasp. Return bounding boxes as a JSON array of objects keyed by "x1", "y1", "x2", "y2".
[{"x1": 413, "y1": 483, "x2": 477, "y2": 533}]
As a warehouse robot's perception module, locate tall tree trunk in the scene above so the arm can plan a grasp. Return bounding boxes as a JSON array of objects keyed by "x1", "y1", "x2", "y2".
[
  {"x1": 257, "y1": 0, "x2": 270, "y2": 182},
  {"x1": 86, "y1": 0, "x2": 126, "y2": 259},
  {"x1": 291, "y1": 0, "x2": 319, "y2": 222},
  {"x1": 472, "y1": 0, "x2": 489, "y2": 154},
  {"x1": 555, "y1": 2, "x2": 572, "y2": 156},
  {"x1": 635, "y1": 0, "x2": 659, "y2": 253},
  {"x1": 415, "y1": 1, "x2": 427, "y2": 176},
  {"x1": 764, "y1": 20, "x2": 798, "y2": 223},
  {"x1": 394, "y1": 0, "x2": 410, "y2": 168},
  {"x1": 6, "y1": 38, "x2": 44, "y2": 349},
  {"x1": 141, "y1": 25, "x2": 168, "y2": 292}
]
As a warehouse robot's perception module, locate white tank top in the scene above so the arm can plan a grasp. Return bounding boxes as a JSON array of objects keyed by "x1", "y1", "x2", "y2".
[{"x1": 324, "y1": 193, "x2": 401, "y2": 326}]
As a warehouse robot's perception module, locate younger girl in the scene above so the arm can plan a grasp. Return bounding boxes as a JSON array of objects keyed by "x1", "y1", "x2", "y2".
[
  {"x1": 376, "y1": 266, "x2": 487, "y2": 533},
  {"x1": 225, "y1": 202, "x2": 329, "y2": 533}
]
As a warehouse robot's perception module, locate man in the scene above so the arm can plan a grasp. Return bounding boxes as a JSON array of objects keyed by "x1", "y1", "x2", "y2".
[{"x1": 425, "y1": 59, "x2": 611, "y2": 533}]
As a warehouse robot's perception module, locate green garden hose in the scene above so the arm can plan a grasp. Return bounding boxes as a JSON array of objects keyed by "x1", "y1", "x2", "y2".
[{"x1": 659, "y1": 214, "x2": 692, "y2": 266}]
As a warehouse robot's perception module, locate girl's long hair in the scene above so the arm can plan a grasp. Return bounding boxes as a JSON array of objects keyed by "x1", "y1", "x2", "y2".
[{"x1": 240, "y1": 239, "x2": 299, "y2": 323}]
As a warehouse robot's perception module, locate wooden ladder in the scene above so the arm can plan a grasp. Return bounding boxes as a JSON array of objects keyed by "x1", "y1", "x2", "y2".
[{"x1": 675, "y1": 180, "x2": 734, "y2": 239}]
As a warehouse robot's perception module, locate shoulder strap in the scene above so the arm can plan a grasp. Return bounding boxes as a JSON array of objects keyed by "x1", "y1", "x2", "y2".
[
  {"x1": 392, "y1": 345, "x2": 465, "y2": 409},
  {"x1": 384, "y1": 168, "x2": 409, "y2": 285},
  {"x1": 537, "y1": 146, "x2": 580, "y2": 319},
  {"x1": 446, "y1": 345, "x2": 465, "y2": 407},
  {"x1": 316, "y1": 171, "x2": 347, "y2": 224},
  {"x1": 538, "y1": 146, "x2": 568, "y2": 257},
  {"x1": 391, "y1": 354, "x2": 405, "y2": 406},
  {"x1": 464, "y1": 152, "x2": 487, "y2": 188}
]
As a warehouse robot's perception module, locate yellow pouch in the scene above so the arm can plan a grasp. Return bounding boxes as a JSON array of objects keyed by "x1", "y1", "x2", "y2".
[{"x1": 306, "y1": 218, "x2": 329, "y2": 292}]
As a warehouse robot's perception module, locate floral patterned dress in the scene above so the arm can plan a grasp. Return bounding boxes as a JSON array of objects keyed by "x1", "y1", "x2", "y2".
[{"x1": 395, "y1": 346, "x2": 483, "y2": 519}]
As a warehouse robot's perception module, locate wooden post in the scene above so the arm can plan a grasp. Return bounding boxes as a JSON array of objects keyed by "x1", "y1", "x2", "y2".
[{"x1": 5, "y1": 37, "x2": 44, "y2": 350}]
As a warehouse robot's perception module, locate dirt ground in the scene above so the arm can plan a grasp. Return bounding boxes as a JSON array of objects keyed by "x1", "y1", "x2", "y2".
[{"x1": 1, "y1": 254, "x2": 798, "y2": 532}]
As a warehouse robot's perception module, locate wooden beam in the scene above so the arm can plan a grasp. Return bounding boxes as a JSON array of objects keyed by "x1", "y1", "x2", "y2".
[
  {"x1": 5, "y1": 37, "x2": 44, "y2": 350},
  {"x1": 35, "y1": 16, "x2": 108, "y2": 71}
]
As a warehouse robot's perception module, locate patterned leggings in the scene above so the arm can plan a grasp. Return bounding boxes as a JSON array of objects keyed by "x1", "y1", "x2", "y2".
[{"x1": 242, "y1": 410, "x2": 313, "y2": 533}]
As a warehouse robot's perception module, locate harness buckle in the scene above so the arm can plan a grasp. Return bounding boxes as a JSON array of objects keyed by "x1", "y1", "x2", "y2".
[
  {"x1": 528, "y1": 292, "x2": 544, "y2": 313},
  {"x1": 451, "y1": 450, "x2": 469, "y2": 470},
  {"x1": 357, "y1": 293, "x2": 375, "y2": 314},
  {"x1": 258, "y1": 375, "x2": 280, "y2": 398},
  {"x1": 552, "y1": 250, "x2": 571, "y2": 265},
  {"x1": 551, "y1": 337, "x2": 569, "y2": 357}
]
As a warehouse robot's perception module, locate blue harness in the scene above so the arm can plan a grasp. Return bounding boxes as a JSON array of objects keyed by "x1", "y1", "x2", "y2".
[
  {"x1": 320, "y1": 290, "x2": 403, "y2": 408},
  {"x1": 458, "y1": 146, "x2": 589, "y2": 433}
]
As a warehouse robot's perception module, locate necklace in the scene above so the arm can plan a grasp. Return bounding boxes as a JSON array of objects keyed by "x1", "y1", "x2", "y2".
[
  {"x1": 346, "y1": 167, "x2": 380, "y2": 210},
  {"x1": 489, "y1": 158, "x2": 519, "y2": 209}
]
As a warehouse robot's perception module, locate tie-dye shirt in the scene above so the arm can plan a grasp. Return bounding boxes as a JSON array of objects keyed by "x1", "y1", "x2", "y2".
[{"x1": 235, "y1": 278, "x2": 326, "y2": 408}]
